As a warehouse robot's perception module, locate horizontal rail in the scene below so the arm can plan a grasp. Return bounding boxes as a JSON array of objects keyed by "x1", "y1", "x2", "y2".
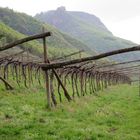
[
  {"x1": 97, "y1": 59, "x2": 140, "y2": 68},
  {"x1": 0, "y1": 32, "x2": 51, "y2": 52},
  {"x1": 41, "y1": 45, "x2": 140, "y2": 70},
  {"x1": 51, "y1": 50, "x2": 84, "y2": 61}
]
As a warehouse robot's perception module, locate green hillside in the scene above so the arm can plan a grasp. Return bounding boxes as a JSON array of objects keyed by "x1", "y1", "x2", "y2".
[
  {"x1": 35, "y1": 7, "x2": 139, "y2": 61},
  {"x1": 0, "y1": 7, "x2": 95, "y2": 58},
  {"x1": 0, "y1": 21, "x2": 77, "y2": 59},
  {"x1": 0, "y1": 22, "x2": 43, "y2": 55}
]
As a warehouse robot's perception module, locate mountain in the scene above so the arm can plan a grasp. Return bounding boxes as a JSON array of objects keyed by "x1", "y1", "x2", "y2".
[
  {"x1": 35, "y1": 6, "x2": 140, "y2": 61},
  {"x1": 0, "y1": 7, "x2": 94, "y2": 59}
]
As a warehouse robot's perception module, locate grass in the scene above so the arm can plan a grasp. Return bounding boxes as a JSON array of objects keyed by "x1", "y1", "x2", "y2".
[{"x1": 0, "y1": 84, "x2": 140, "y2": 140}]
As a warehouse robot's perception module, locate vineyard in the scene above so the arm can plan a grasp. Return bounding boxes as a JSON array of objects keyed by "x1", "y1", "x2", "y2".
[
  {"x1": 0, "y1": 31, "x2": 140, "y2": 108},
  {"x1": 0, "y1": 30, "x2": 140, "y2": 139}
]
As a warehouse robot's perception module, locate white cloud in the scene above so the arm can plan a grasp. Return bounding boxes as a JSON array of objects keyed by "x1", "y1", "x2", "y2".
[{"x1": 105, "y1": 16, "x2": 140, "y2": 44}]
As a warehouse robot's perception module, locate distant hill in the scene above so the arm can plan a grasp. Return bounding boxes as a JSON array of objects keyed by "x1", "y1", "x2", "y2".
[
  {"x1": 35, "y1": 6, "x2": 140, "y2": 61},
  {"x1": 0, "y1": 7, "x2": 95, "y2": 59}
]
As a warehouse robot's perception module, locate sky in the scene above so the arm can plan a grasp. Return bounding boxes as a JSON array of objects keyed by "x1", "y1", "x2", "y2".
[{"x1": 0, "y1": 0, "x2": 140, "y2": 44}]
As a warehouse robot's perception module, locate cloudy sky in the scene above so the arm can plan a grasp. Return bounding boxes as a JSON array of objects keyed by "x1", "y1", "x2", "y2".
[{"x1": 0, "y1": 0, "x2": 140, "y2": 44}]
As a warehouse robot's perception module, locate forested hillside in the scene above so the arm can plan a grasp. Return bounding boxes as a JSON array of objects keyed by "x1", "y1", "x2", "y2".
[
  {"x1": 35, "y1": 7, "x2": 139, "y2": 61},
  {"x1": 0, "y1": 7, "x2": 94, "y2": 58}
]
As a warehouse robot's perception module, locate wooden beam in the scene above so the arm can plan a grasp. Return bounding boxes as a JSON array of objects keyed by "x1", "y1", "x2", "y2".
[
  {"x1": 0, "y1": 32, "x2": 51, "y2": 52},
  {"x1": 44, "y1": 59, "x2": 72, "y2": 102},
  {"x1": 0, "y1": 77, "x2": 13, "y2": 90},
  {"x1": 41, "y1": 45, "x2": 140, "y2": 70},
  {"x1": 51, "y1": 50, "x2": 84, "y2": 61},
  {"x1": 52, "y1": 69, "x2": 72, "y2": 101},
  {"x1": 100, "y1": 64, "x2": 140, "y2": 73},
  {"x1": 97, "y1": 59, "x2": 140, "y2": 69}
]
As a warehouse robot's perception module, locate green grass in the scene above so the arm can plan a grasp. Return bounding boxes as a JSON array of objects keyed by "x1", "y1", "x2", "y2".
[{"x1": 0, "y1": 84, "x2": 140, "y2": 140}]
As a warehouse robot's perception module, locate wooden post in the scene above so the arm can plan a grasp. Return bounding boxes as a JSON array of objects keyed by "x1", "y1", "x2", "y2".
[
  {"x1": 42, "y1": 27, "x2": 51, "y2": 109},
  {"x1": 41, "y1": 28, "x2": 71, "y2": 103}
]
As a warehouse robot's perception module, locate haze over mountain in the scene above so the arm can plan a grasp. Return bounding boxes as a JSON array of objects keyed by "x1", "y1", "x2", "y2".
[{"x1": 35, "y1": 6, "x2": 139, "y2": 61}]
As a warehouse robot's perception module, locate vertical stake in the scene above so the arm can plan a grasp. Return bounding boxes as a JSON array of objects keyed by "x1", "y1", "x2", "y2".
[{"x1": 42, "y1": 27, "x2": 51, "y2": 109}]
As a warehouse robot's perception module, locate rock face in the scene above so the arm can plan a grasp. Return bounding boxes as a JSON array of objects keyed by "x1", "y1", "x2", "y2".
[
  {"x1": 56, "y1": 6, "x2": 66, "y2": 12},
  {"x1": 35, "y1": 6, "x2": 111, "y2": 35},
  {"x1": 35, "y1": 7, "x2": 139, "y2": 61}
]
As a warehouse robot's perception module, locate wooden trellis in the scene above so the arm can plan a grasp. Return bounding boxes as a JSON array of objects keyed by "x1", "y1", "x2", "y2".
[{"x1": 0, "y1": 31, "x2": 140, "y2": 108}]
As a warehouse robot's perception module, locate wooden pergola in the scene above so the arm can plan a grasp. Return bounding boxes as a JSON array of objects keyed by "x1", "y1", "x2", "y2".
[{"x1": 0, "y1": 31, "x2": 140, "y2": 109}]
